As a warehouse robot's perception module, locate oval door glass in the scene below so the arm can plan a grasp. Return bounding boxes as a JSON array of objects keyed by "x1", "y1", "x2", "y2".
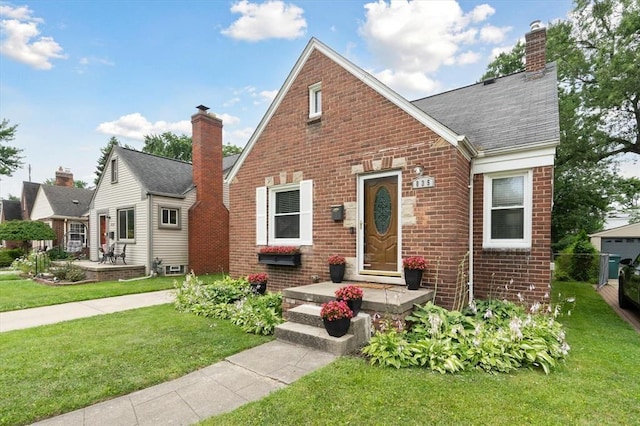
[{"x1": 374, "y1": 187, "x2": 391, "y2": 234}]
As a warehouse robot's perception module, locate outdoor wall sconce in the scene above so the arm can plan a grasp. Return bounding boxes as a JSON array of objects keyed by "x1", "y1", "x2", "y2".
[{"x1": 331, "y1": 204, "x2": 344, "y2": 221}]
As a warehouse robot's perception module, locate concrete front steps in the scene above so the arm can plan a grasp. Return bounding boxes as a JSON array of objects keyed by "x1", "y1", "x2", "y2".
[{"x1": 275, "y1": 304, "x2": 371, "y2": 356}]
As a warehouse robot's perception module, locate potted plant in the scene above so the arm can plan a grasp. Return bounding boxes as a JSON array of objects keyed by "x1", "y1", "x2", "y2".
[
  {"x1": 402, "y1": 256, "x2": 428, "y2": 290},
  {"x1": 335, "y1": 284, "x2": 364, "y2": 316},
  {"x1": 258, "y1": 246, "x2": 301, "y2": 266},
  {"x1": 328, "y1": 255, "x2": 346, "y2": 283},
  {"x1": 320, "y1": 300, "x2": 353, "y2": 337},
  {"x1": 247, "y1": 272, "x2": 268, "y2": 295}
]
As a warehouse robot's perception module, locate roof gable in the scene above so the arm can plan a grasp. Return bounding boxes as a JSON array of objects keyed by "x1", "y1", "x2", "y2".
[
  {"x1": 0, "y1": 199, "x2": 21, "y2": 221},
  {"x1": 227, "y1": 38, "x2": 474, "y2": 183},
  {"x1": 40, "y1": 185, "x2": 94, "y2": 218}
]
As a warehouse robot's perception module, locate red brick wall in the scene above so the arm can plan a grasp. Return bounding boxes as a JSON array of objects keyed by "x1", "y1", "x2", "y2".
[
  {"x1": 188, "y1": 111, "x2": 229, "y2": 274},
  {"x1": 472, "y1": 166, "x2": 553, "y2": 305},
  {"x1": 229, "y1": 49, "x2": 471, "y2": 309}
]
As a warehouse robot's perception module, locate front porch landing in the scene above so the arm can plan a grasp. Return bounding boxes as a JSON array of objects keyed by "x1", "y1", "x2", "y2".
[
  {"x1": 282, "y1": 282, "x2": 434, "y2": 319},
  {"x1": 72, "y1": 260, "x2": 146, "y2": 282}
]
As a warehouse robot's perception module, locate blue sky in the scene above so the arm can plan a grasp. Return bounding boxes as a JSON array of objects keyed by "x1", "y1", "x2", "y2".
[{"x1": 0, "y1": 0, "x2": 585, "y2": 198}]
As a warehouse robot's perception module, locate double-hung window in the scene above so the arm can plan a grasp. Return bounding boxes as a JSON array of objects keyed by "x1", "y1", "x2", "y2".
[
  {"x1": 118, "y1": 207, "x2": 135, "y2": 240},
  {"x1": 309, "y1": 82, "x2": 322, "y2": 118},
  {"x1": 256, "y1": 180, "x2": 313, "y2": 246},
  {"x1": 483, "y1": 170, "x2": 532, "y2": 249},
  {"x1": 69, "y1": 222, "x2": 86, "y2": 244}
]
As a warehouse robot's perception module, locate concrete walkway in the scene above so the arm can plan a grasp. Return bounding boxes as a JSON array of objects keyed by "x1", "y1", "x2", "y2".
[{"x1": 2, "y1": 291, "x2": 337, "y2": 425}]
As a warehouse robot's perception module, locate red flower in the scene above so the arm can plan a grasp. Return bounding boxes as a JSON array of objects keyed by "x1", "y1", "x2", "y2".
[
  {"x1": 247, "y1": 272, "x2": 268, "y2": 283},
  {"x1": 259, "y1": 246, "x2": 300, "y2": 255},
  {"x1": 320, "y1": 300, "x2": 353, "y2": 321},
  {"x1": 328, "y1": 255, "x2": 346, "y2": 265},
  {"x1": 335, "y1": 285, "x2": 363, "y2": 301},
  {"x1": 402, "y1": 256, "x2": 428, "y2": 270}
]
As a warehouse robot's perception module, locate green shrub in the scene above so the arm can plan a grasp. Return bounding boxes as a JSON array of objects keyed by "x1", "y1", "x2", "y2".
[
  {"x1": 174, "y1": 272, "x2": 283, "y2": 335},
  {"x1": 47, "y1": 246, "x2": 71, "y2": 260},
  {"x1": 362, "y1": 300, "x2": 570, "y2": 375},
  {"x1": 568, "y1": 232, "x2": 598, "y2": 282},
  {"x1": 0, "y1": 248, "x2": 24, "y2": 267},
  {"x1": 11, "y1": 252, "x2": 51, "y2": 275},
  {"x1": 50, "y1": 261, "x2": 86, "y2": 282}
]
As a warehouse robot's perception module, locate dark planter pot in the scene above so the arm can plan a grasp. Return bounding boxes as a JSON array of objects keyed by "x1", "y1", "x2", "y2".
[
  {"x1": 258, "y1": 253, "x2": 301, "y2": 266},
  {"x1": 323, "y1": 317, "x2": 351, "y2": 337},
  {"x1": 250, "y1": 282, "x2": 267, "y2": 295},
  {"x1": 404, "y1": 269, "x2": 423, "y2": 290},
  {"x1": 345, "y1": 298, "x2": 362, "y2": 316},
  {"x1": 329, "y1": 264, "x2": 346, "y2": 283}
]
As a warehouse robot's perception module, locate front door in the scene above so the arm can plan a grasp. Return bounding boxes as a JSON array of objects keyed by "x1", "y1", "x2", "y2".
[
  {"x1": 359, "y1": 172, "x2": 400, "y2": 275},
  {"x1": 99, "y1": 215, "x2": 107, "y2": 249}
]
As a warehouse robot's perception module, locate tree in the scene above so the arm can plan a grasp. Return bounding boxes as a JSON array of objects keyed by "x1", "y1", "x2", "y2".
[
  {"x1": 615, "y1": 177, "x2": 640, "y2": 223},
  {"x1": 223, "y1": 143, "x2": 243, "y2": 156},
  {"x1": 0, "y1": 119, "x2": 24, "y2": 176},
  {"x1": 143, "y1": 132, "x2": 192, "y2": 161},
  {"x1": 6, "y1": 194, "x2": 19, "y2": 201},
  {"x1": 94, "y1": 137, "x2": 120, "y2": 185},
  {"x1": 479, "y1": 41, "x2": 525, "y2": 81},
  {"x1": 0, "y1": 220, "x2": 56, "y2": 252}
]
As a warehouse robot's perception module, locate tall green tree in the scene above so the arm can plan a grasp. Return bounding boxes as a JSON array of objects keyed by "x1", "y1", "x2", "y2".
[
  {"x1": 94, "y1": 137, "x2": 120, "y2": 185},
  {"x1": 0, "y1": 220, "x2": 56, "y2": 252},
  {"x1": 0, "y1": 119, "x2": 24, "y2": 176},
  {"x1": 143, "y1": 132, "x2": 192, "y2": 162}
]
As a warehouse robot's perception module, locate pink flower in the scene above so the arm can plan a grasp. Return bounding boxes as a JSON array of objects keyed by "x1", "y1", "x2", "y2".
[
  {"x1": 328, "y1": 255, "x2": 346, "y2": 265},
  {"x1": 335, "y1": 285, "x2": 363, "y2": 301},
  {"x1": 320, "y1": 300, "x2": 353, "y2": 320},
  {"x1": 402, "y1": 256, "x2": 428, "y2": 270},
  {"x1": 247, "y1": 272, "x2": 268, "y2": 283},
  {"x1": 259, "y1": 246, "x2": 300, "y2": 255}
]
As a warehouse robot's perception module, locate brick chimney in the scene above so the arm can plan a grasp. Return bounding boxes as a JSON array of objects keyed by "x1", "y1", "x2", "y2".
[
  {"x1": 525, "y1": 20, "x2": 547, "y2": 74},
  {"x1": 188, "y1": 105, "x2": 229, "y2": 274},
  {"x1": 55, "y1": 167, "x2": 74, "y2": 187}
]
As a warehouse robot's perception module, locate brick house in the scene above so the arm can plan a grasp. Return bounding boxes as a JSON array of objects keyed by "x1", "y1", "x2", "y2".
[
  {"x1": 226, "y1": 23, "x2": 559, "y2": 308},
  {"x1": 88, "y1": 108, "x2": 235, "y2": 275}
]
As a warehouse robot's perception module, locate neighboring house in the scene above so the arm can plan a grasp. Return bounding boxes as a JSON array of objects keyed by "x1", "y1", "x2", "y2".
[
  {"x1": 21, "y1": 181, "x2": 40, "y2": 221},
  {"x1": 590, "y1": 223, "x2": 640, "y2": 261},
  {"x1": 88, "y1": 113, "x2": 235, "y2": 275},
  {"x1": 0, "y1": 199, "x2": 22, "y2": 248},
  {"x1": 30, "y1": 168, "x2": 94, "y2": 252},
  {"x1": 227, "y1": 23, "x2": 559, "y2": 308}
]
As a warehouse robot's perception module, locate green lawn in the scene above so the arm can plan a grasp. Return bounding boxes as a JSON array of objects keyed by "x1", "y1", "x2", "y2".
[
  {"x1": 0, "y1": 304, "x2": 272, "y2": 425},
  {"x1": 207, "y1": 281, "x2": 640, "y2": 425},
  {"x1": 0, "y1": 273, "x2": 222, "y2": 312}
]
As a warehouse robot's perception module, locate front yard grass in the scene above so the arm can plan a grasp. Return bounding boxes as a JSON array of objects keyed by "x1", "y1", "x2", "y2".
[
  {"x1": 0, "y1": 304, "x2": 271, "y2": 425},
  {"x1": 0, "y1": 273, "x2": 223, "y2": 312},
  {"x1": 207, "y1": 281, "x2": 640, "y2": 425}
]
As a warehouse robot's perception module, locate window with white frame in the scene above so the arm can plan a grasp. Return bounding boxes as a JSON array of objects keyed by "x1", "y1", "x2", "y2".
[
  {"x1": 69, "y1": 222, "x2": 86, "y2": 244},
  {"x1": 111, "y1": 158, "x2": 118, "y2": 183},
  {"x1": 159, "y1": 206, "x2": 180, "y2": 229},
  {"x1": 309, "y1": 82, "x2": 322, "y2": 118},
  {"x1": 118, "y1": 207, "x2": 135, "y2": 240},
  {"x1": 256, "y1": 180, "x2": 313, "y2": 246},
  {"x1": 483, "y1": 170, "x2": 532, "y2": 249}
]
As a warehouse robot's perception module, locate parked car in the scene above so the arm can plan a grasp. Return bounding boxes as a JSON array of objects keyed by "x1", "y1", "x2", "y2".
[{"x1": 619, "y1": 252, "x2": 640, "y2": 310}]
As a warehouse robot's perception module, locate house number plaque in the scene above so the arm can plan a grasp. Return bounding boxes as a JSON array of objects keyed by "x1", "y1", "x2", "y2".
[{"x1": 412, "y1": 176, "x2": 435, "y2": 189}]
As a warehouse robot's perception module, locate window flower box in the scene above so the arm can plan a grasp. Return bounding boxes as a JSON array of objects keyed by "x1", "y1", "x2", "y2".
[{"x1": 257, "y1": 247, "x2": 301, "y2": 266}]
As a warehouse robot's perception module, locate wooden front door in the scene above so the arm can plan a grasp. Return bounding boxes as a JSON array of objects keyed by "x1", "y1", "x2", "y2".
[
  {"x1": 99, "y1": 215, "x2": 107, "y2": 248},
  {"x1": 361, "y1": 174, "x2": 399, "y2": 273}
]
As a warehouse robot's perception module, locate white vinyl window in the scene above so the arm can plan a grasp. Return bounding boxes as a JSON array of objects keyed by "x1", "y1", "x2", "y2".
[
  {"x1": 111, "y1": 158, "x2": 118, "y2": 183},
  {"x1": 256, "y1": 180, "x2": 313, "y2": 246},
  {"x1": 309, "y1": 82, "x2": 322, "y2": 118},
  {"x1": 159, "y1": 206, "x2": 181, "y2": 229},
  {"x1": 117, "y1": 207, "x2": 135, "y2": 240},
  {"x1": 483, "y1": 170, "x2": 532, "y2": 249},
  {"x1": 69, "y1": 222, "x2": 86, "y2": 244}
]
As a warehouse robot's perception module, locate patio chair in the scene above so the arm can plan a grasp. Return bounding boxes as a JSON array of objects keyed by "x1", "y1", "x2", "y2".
[
  {"x1": 113, "y1": 244, "x2": 127, "y2": 264},
  {"x1": 99, "y1": 243, "x2": 115, "y2": 264}
]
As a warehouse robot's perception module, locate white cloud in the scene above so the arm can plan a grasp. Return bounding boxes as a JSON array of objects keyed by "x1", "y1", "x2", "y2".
[
  {"x1": 224, "y1": 97, "x2": 241, "y2": 107},
  {"x1": 480, "y1": 24, "x2": 511, "y2": 43},
  {"x1": 259, "y1": 90, "x2": 278, "y2": 102},
  {"x1": 0, "y1": 5, "x2": 66, "y2": 70},
  {"x1": 222, "y1": 0, "x2": 307, "y2": 41},
  {"x1": 359, "y1": 0, "x2": 505, "y2": 96},
  {"x1": 217, "y1": 113, "x2": 240, "y2": 125},
  {"x1": 96, "y1": 113, "x2": 191, "y2": 140},
  {"x1": 228, "y1": 127, "x2": 255, "y2": 147},
  {"x1": 489, "y1": 43, "x2": 518, "y2": 61}
]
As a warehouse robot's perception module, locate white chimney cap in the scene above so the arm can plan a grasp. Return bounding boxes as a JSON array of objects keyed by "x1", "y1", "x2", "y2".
[{"x1": 530, "y1": 20, "x2": 543, "y2": 31}]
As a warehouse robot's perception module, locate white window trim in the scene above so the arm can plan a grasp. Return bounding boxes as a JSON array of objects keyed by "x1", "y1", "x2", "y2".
[
  {"x1": 309, "y1": 82, "x2": 322, "y2": 118},
  {"x1": 158, "y1": 206, "x2": 181, "y2": 229},
  {"x1": 256, "y1": 180, "x2": 313, "y2": 247},
  {"x1": 483, "y1": 170, "x2": 532, "y2": 249},
  {"x1": 117, "y1": 206, "x2": 136, "y2": 242},
  {"x1": 111, "y1": 158, "x2": 118, "y2": 183},
  {"x1": 68, "y1": 222, "x2": 86, "y2": 245}
]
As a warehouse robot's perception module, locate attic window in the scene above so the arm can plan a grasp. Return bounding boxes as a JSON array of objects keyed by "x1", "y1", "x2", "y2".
[
  {"x1": 111, "y1": 158, "x2": 118, "y2": 183},
  {"x1": 309, "y1": 82, "x2": 322, "y2": 118}
]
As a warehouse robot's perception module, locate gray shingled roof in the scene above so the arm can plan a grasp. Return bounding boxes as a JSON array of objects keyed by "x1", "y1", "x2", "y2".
[
  {"x1": 114, "y1": 147, "x2": 240, "y2": 197},
  {"x1": 1, "y1": 199, "x2": 21, "y2": 221},
  {"x1": 21, "y1": 181, "x2": 40, "y2": 219},
  {"x1": 41, "y1": 185, "x2": 94, "y2": 218},
  {"x1": 411, "y1": 63, "x2": 560, "y2": 152}
]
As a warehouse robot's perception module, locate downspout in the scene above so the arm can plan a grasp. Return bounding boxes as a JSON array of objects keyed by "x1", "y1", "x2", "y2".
[
  {"x1": 147, "y1": 193, "x2": 153, "y2": 275},
  {"x1": 468, "y1": 160, "x2": 474, "y2": 303}
]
